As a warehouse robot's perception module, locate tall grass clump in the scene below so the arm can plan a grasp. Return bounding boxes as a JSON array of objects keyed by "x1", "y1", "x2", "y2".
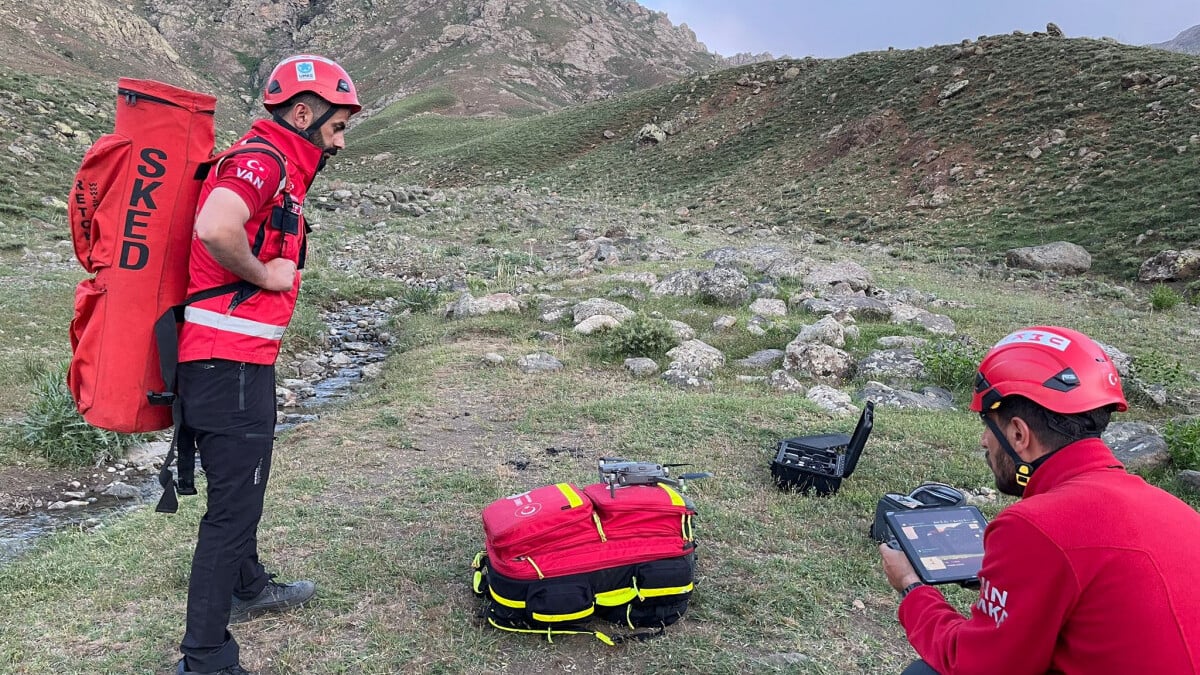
[
  {"x1": 18, "y1": 363, "x2": 141, "y2": 466},
  {"x1": 398, "y1": 285, "x2": 444, "y2": 314},
  {"x1": 917, "y1": 339, "x2": 986, "y2": 397},
  {"x1": 1149, "y1": 284, "x2": 1182, "y2": 312},
  {"x1": 1164, "y1": 418, "x2": 1200, "y2": 471},
  {"x1": 602, "y1": 313, "x2": 679, "y2": 359}
]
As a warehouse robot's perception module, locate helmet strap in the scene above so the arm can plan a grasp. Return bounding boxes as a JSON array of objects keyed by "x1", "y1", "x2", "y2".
[
  {"x1": 272, "y1": 113, "x2": 309, "y2": 140},
  {"x1": 272, "y1": 105, "x2": 337, "y2": 146},
  {"x1": 982, "y1": 414, "x2": 1052, "y2": 493},
  {"x1": 1044, "y1": 410, "x2": 1102, "y2": 440}
]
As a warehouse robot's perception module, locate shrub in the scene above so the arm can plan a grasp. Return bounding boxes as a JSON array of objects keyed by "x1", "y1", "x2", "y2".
[
  {"x1": 18, "y1": 363, "x2": 142, "y2": 466},
  {"x1": 398, "y1": 285, "x2": 443, "y2": 314},
  {"x1": 917, "y1": 339, "x2": 986, "y2": 396},
  {"x1": 603, "y1": 313, "x2": 678, "y2": 359},
  {"x1": 1130, "y1": 349, "x2": 1189, "y2": 388},
  {"x1": 1149, "y1": 284, "x2": 1182, "y2": 311},
  {"x1": 1164, "y1": 418, "x2": 1200, "y2": 471}
]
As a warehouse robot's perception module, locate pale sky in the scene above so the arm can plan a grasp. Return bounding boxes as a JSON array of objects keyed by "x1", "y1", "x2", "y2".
[{"x1": 637, "y1": 0, "x2": 1200, "y2": 58}]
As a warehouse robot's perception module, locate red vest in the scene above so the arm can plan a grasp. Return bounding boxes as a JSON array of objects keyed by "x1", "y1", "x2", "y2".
[{"x1": 178, "y1": 119, "x2": 323, "y2": 365}]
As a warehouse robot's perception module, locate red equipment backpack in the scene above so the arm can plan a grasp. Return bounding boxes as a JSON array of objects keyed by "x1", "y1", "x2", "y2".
[
  {"x1": 68, "y1": 79, "x2": 288, "y2": 513},
  {"x1": 471, "y1": 482, "x2": 698, "y2": 643},
  {"x1": 67, "y1": 79, "x2": 217, "y2": 433}
]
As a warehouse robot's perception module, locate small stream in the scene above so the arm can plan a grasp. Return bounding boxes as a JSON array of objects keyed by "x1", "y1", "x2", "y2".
[{"x1": 0, "y1": 301, "x2": 394, "y2": 567}]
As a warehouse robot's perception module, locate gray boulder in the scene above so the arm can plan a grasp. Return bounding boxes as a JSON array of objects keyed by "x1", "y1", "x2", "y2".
[
  {"x1": 637, "y1": 123, "x2": 667, "y2": 144},
  {"x1": 573, "y1": 298, "x2": 635, "y2": 324},
  {"x1": 1102, "y1": 422, "x2": 1169, "y2": 470},
  {"x1": 698, "y1": 267, "x2": 751, "y2": 306},
  {"x1": 1137, "y1": 249, "x2": 1200, "y2": 282},
  {"x1": 736, "y1": 349, "x2": 786, "y2": 370},
  {"x1": 666, "y1": 340, "x2": 726, "y2": 378},
  {"x1": 661, "y1": 367, "x2": 713, "y2": 392},
  {"x1": 624, "y1": 358, "x2": 660, "y2": 378},
  {"x1": 859, "y1": 382, "x2": 956, "y2": 411},
  {"x1": 806, "y1": 385, "x2": 859, "y2": 416},
  {"x1": 517, "y1": 352, "x2": 564, "y2": 374},
  {"x1": 857, "y1": 349, "x2": 927, "y2": 383},
  {"x1": 651, "y1": 270, "x2": 704, "y2": 298},
  {"x1": 784, "y1": 342, "x2": 855, "y2": 383},
  {"x1": 805, "y1": 261, "x2": 873, "y2": 292},
  {"x1": 1005, "y1": 242, "x2": 1092, "y2": 274}
]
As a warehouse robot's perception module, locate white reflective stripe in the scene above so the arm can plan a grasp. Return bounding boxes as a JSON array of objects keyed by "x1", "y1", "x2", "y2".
[{"x1": 184, "y1": 307, "x2": 286, "y2": 341}]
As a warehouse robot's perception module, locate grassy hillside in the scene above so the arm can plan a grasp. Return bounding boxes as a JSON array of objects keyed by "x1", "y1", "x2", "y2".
[
  {"x1": 1, "y1": 185, "x2": 1197, "y2": 672},
  {"x1": 344, "y1": 33, "x2": 1200, "y2": 279}
]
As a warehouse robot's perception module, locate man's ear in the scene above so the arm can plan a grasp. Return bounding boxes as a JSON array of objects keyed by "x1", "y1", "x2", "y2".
[
  {"x1": 1007, "y1": 416, "x2": 1044, "y2": 462},
  {"x1": 289, "y1": 102, "x2": 312, "y2": 131}
]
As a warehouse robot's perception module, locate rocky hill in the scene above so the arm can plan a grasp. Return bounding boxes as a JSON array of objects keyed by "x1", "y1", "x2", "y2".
[
  {"x1": 4, "y1": 11, "x2": 1200, "y2": 281},
  {"x1": 338, "y1": 30, "x2": 1200, "y2": 279},
  {"x1": 0, "y1": 0, "x2": 719, "y2": 119},
  {"x1": 1151, "y1": 24, "x2": 1200, "y2": 55}
]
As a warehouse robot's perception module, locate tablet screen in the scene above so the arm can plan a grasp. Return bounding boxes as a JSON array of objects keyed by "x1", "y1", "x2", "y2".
[{"x1": 885, "y1": 505, "x2": 988, "y2": 584}]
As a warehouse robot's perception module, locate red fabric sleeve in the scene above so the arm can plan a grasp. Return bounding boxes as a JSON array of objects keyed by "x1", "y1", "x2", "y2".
[
  {"x1": 897, "y1": 512, "x2": 1079, "y2": 675},
  {"x1": 211, "y1": 150, "x2": 282, "y2": 215}
]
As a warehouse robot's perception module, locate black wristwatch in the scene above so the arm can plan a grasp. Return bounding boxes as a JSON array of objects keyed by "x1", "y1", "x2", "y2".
[{"x1": 900, "y1": 581, "x2": 925, "y2": 599}]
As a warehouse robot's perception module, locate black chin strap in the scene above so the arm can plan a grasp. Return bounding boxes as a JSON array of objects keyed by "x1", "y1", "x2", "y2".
[
  {"x1": 982, "y1": 414, "x2": 1047, "y2": 492},
  {"x1": 272, "y1": 107, "x2": 337, "y2": 144}
]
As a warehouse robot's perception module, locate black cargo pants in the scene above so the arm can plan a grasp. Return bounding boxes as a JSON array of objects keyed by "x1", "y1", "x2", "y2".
[{"x1": 177, "y1": 359, "x2": 276, "y2": 672}]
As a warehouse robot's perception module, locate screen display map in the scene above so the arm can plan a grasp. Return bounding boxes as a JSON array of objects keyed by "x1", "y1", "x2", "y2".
[{"x1": 886, "y1": 505, "x2": 988, "y2": 584}]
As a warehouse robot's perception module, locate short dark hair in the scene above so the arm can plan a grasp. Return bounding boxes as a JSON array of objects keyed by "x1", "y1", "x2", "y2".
[
  {"x1": 994, "y1": 395, "x2": 1113, "y2": 451},
  {"x1": 271, "y1": 92, "x2": 331, "y2": 121}
]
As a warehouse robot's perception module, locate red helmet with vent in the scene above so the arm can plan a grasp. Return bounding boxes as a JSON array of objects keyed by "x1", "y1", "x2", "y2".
[
  {"x1": 263, "y1": 55, "x2": 360, "y2": 114},
  {"x1": 971, "y1": 326, "x2": 1128, "y2": 415}
]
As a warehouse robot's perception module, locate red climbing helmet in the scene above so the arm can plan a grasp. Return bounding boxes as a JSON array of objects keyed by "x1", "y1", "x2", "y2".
[
  {"x1": 971, "y1": 326, "x2": 1128, "y2": 415},
  {"x1": 263, "y1": 55, "x2": 360, "y2": 114}
]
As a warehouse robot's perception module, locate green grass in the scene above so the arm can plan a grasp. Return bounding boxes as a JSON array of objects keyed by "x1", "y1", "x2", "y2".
[{"x1": 0, "y1": 321, "x2": 1008, "y2": 673}]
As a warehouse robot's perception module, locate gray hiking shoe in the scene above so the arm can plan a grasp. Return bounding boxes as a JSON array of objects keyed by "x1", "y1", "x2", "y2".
[
  {"x1": 176, "y1": 658, "x2": 257, "y2": 675},
  {"x1": 229, "y1": 578, "x2": 316, "y2": 624}
]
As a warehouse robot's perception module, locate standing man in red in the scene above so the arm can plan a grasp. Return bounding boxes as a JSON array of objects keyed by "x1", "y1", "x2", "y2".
[
  {"x1": 880, "y1": 325, "x2": 1200, "y2": 674},
  {"x1": 175, "y1": 55, "x2": 360, "y2": 675}
]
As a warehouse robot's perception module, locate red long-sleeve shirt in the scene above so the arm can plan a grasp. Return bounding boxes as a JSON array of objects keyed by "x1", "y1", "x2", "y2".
[{"x1": 899, "y1": 438, "x2": 1200, "y2": 674}]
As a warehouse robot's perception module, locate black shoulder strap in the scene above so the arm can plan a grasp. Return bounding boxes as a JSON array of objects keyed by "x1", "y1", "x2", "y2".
[
  {"x1": 196, "y1": 136, "x2": 288, "y2": 198},
  {"x1": 153, "y1": 136, "x2": 289, "y2": 513},
  {"x1": 150, "y1": 280, "x2": 258, "y2": 513}
]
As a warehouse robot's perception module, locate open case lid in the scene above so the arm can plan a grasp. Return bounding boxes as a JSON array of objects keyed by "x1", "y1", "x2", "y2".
[{"x1": 840, "y1": 400, "x2": 874, "y2": 478}]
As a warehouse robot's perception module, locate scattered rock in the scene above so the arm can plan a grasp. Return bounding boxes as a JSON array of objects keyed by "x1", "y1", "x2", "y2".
[
  {"x1": 1005, "y1": 242, "x2": 1092, "y2": 275},
  {"x1": 736, "y1": 349, "x2": 786, "y2": 370},
  {"x1": 637, "y1": 123, "x2": 667, "y2": 145},
  {"x1": 102, "y1": 482, "x2": 141, "y2": 500},
  {"x1": 939, "y1": 80, "x2": 970, "y2": 100},
  {"x1": 1102, "y1": 422, "x2": 1169, "y2": 470},
  {"x1": 806, "y1": 385, "x2": 859, "y2": 415},
  {"x1": 624, "y1": 358, "x2": 659, "y2": 378},
  {"x1": 1137, "y1": 249, "x2": 1200, "y2": 282},
  {"x1": 574, "y1": 315, "x2": 620, "y2": 335},
  {"x1": 517, "y1": 352, "x2": 563, "y2": 374}
]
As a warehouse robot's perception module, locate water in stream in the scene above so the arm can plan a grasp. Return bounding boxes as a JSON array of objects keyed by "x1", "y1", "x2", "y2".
[{"x1": 0, "y1": 301, "x2": 391, "y2": 566}]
